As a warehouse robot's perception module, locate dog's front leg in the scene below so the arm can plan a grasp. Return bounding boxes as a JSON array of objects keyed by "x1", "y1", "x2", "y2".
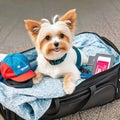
[
  {"x1": 63, "y1": 72, "x2": 75, "y2": 95},
  {"x1": 32, "y1": 72, "x2": 43, "y2": 84}
]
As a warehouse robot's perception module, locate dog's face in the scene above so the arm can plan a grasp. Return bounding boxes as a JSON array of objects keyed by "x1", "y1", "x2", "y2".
[{"x1": 24, "y1": 9, "x2": 76, "y2": 60}]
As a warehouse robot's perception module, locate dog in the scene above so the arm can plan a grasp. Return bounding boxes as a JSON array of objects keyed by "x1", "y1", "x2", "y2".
[{"x1": 24, "y1": 9, "x2": 88, "y2": 94}]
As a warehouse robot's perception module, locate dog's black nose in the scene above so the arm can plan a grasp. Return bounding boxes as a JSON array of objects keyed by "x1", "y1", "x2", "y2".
[{"x1": 54, "y1": 42, "x2": 59, "y2": 47}]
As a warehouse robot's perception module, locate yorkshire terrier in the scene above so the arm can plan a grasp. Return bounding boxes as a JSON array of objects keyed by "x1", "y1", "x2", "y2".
[{"x1": 24, "y1": 9, "x2": 88, "y2": 94}]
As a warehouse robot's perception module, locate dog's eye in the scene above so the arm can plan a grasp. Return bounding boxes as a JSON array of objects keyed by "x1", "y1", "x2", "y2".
[
  {"x1": 45, "y1": 35, "x2": 51, "y2": 41},
  {"x1": 59, "y1": 33, "x2": 64, "y2": 39}
]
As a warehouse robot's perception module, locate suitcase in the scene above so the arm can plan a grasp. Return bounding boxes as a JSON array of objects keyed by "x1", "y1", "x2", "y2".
[{"x1": 0, "y1": 32, "x2": 120, "y2": 120}]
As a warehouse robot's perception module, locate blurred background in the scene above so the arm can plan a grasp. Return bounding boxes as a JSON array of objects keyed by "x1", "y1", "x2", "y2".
[
  {"x1": 0, "y1": 0, "x2": 120, "y2": 120},
  {"x1": 0, "y1": 0, "x2": 120, "y2": 53}
]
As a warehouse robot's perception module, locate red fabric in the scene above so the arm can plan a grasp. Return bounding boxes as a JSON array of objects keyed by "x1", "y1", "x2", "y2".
[{"x1": 0, "y1": 62, "x2": 36, "y2": 82}]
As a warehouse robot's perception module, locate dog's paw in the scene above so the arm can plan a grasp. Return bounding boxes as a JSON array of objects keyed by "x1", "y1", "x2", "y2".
[
  {"x1": 63, "y1": 82, "x2": 75, "y2": 95},
  {"x1": 32, "y1": 72, "x2": 43, "y2": 84}
]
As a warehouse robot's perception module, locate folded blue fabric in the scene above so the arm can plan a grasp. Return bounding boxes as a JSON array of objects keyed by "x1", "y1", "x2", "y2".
[
  {"x1": 0, "y1": 33, "x2": 120, "y2": 120},
  {"x1": 0, "y1": 76, "x2": 84, "y2": 120}
]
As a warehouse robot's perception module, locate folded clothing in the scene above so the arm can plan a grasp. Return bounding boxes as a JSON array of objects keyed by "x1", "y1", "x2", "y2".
[{"x1": 6, "y1": 79, "x2": 33, "y2": 88}]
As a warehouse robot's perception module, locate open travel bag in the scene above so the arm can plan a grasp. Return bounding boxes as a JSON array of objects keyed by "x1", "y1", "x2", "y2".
[{"x1": 0, "y1": 32, "x2": 120, "y2": 120}]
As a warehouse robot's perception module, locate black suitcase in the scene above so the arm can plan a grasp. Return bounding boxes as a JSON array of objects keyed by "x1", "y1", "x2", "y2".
[{"x1": 0, "y1": 32, "x2": 120, "y2": 120}]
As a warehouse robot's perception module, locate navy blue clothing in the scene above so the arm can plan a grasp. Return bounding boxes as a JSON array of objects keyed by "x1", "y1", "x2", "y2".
[
  {"x1": 0, "y1": 74, "x2": 33, "y2": 88},
  {"x1": 6, "y1": 79, "x2": 33, "y2": 88}
]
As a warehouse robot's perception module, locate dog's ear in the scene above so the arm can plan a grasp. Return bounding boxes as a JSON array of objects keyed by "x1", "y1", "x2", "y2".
[
  {"x1": 59, "y1": 9, "x2": 76, "y2": 32},
  {"x1": 24, "y1": 19, "x2": 41, "y2": 42}
]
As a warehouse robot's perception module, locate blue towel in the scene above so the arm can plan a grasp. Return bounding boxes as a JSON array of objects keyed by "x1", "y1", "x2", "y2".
[
  {"x1": 0, "y1": 77, "x2": 84, "y2": 120},
  {"x1": 0, "y1": 33, "x2": 120, "y2": 120}
]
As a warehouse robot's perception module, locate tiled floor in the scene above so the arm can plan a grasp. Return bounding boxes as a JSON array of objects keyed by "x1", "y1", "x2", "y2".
[{"x1": 0, "y1": 0, "x2": 120, "y2": 119}]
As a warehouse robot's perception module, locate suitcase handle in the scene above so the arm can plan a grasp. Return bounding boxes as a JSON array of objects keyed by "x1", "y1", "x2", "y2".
[
  {"x1": 52, "y1": 99, "x2": 60, "y2": 115},
  {"x1": 80, "y1": 85, "x2": 96, "y2": 110},
  {"x1": 47, "y1": 98, "x2": 60, "y2": 115},
  {"x1": 47, "y1": 87, "x2": 94, "y2": 115},
  {"x1": 0, "y1": 105, "x2": 5, "y2": 118},
  {"x1": 43, "y1": 70, "x2": 118, "y2": 118},
  {"x1": 82, "y1": 84, "x2": 116, "y2": 109}
]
